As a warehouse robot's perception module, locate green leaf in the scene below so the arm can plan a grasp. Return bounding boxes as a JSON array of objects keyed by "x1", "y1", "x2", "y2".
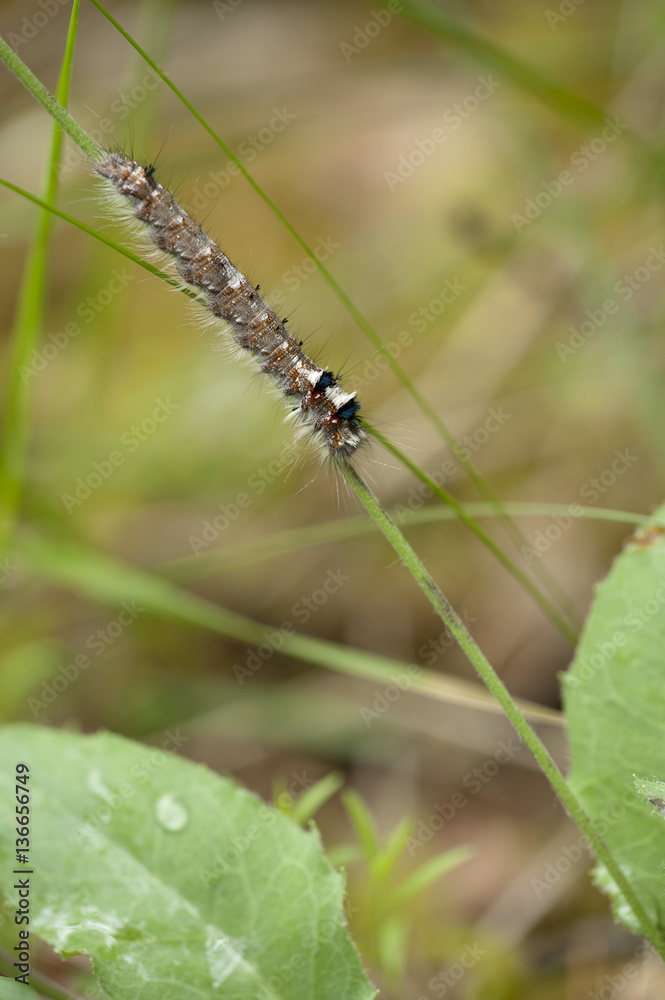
[
  {"x1": 563, "y1": 510, "x2": 665, "y2": 935},
  {"x1": 0, "y1": 725, "x2": 376, "y2": 1000}
]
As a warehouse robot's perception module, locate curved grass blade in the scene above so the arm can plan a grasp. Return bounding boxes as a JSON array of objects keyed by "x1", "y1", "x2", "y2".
[
  {"x1": 365, "y1": 422, "x2": 579, "y2": 643},
  {"x1": 15, "y1": 529, "x2": 563, "y2": 728},
  {"x1": 0, "y1": 7, "x2": 82, "y2": 555},
  {"x1": 384, "y1": 0, "x2": 621, "y2": 132},
  {"x1": 161, "y1": 502, "x2": 649, "y2": 581}
]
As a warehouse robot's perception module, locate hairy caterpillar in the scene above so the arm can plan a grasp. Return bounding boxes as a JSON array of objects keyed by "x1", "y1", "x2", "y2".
[{"x1": 95, "y1": 153, "x2": 366, "y2": 462}]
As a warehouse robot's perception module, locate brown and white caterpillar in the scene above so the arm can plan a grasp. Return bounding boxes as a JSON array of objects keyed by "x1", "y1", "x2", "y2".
[{"x1": 95, "y1": 153, "x2": 365, "y2": 463}]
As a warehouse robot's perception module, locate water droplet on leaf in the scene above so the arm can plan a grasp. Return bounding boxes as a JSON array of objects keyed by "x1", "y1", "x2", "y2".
[{"x1": 155, "y1": 793, "x2": 188, "y2": 831}]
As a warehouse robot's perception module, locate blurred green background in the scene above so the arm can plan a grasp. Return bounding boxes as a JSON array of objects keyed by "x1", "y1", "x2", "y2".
[{"x1": 2, "y1": 0, "x2": 665, "y2": 995}]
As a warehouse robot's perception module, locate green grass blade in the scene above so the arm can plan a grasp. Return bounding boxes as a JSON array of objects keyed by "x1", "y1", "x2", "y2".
[
  {"x1": 387, "y1": 846, "x2": 473, "y2": 912},
  {"x1": 386, "y1": 0, "x2": 616, "y2": 131},
  {"x1": 372, "y1": 817, "x2": 415, "y2": 883},
  {"x1": 342, "y1": 789, "x2": 381, "y2": 861},
  {"x1": 163, "y1": 502, "x2": 648, "y2": 580},
  {"x1": 370, "y1": 392, "x2": 583, "y2": 633},
  {"x1": 376, "y1": 916, "x2": 408, "y2": 992},
  {"x1": 0, "y1": 6, "x2": 83, "y2": 554},
  {"x1": 15, "y1": 530, "x2": 563, "y2": 727},
  {"x1": 283, "y1": 772, "x2": 345, "y2": 826},
  {"x1": 365, "y1": 423, "x2": 579, "y2": 643}
]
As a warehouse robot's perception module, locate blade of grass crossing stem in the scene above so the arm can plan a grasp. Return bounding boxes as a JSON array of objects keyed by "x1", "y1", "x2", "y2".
[
  {"x1": 0, "y1": 5, "x2": 82, "y2": 556},
  {"x1": 371, "y1": 389, "x2": 582, "y2": 633},
  {"x1": 84, "y1": 0, "x2": 577, "y2": 635},
  {"x1": 337, "y1": 461, "x2": 665, "y2": 955},
  {"x1": 364, "y1": 422, "x2": 579, "y2": 644}
]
